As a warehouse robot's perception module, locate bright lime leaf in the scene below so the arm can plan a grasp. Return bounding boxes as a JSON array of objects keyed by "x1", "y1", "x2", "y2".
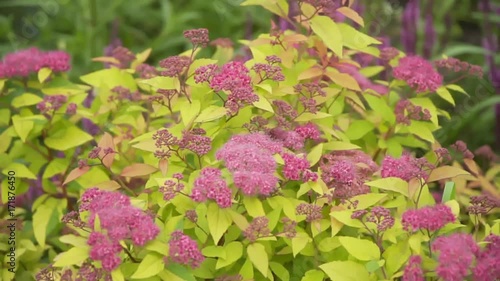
[
  {"x1": 247, "y1": 243, "x2": 268, "y2": 277},
  {"x1": 307, "y1": 143, "x2": 323, "y2": 166},
  {"x1": 216, "y1": 241, "x2": 243, "y2": 269},
  {"x1": 241, "y1": 0, "x2": 289, "y2": 18},
  {"x1": 310, "y1": 16, "x2": 343, "y2": 57},
  {"x1": 111, "y1": 268, "x2": 125, "y2": 281},
  {"x1": 436, "y1": 86, "x2": 455, "y2": 106},
  {"x1": 12, "y1": 93, "x2": 43, "y2": 108},
  {"x1": 441, "y1": 181, "x2": 456, "y2": 203},
  {"x1": 345, "y1": 120, "x2": 374, "y2": 140},
  {"x1": 202, "y1": 246, "x2": 226, "y2": 259},
  {"x1": 270, "y1": 262, "x2": 290, "y2": 281},
  {"x1": 194, "y1": 106, "x2": 227, "y2": 123},
  {"x1": 45, "y1": 125, "x2": 93, "y2": 150},
  {"x1": 337, "y1": 23, "x2": 381, "y2": 50},
  {"x1": 130, "y1": 253, "x2": 164, "y2": 279},
  {"x1": 43, "y1": 158, "x2": 68, "y2": 179},
  {"x1": 301, "y1": 269, "x2": 325, "y2": 281},
  {"x1": 292, "y1": 232, "x2": 311, "y2": 257},
  {"x1": 33, "y1": 205, "x2": 53, "y2": 247},
  {"x1": 383, "y1": 241, "x2": 411, "y2": 276},
  {"x1": 365, "y1": 177, "x2": 409, "y2": 197},
  {"x1": 207, "y1": 203, "x2": 232, "y2": 244},
  {"x1": 323, "y1": 141, "x2": 360, "y2": 151},
  {"x1": 243, "y1": 196, "x2": 266, "y2": 217},
  {"x1": 38, "y1": 67, "x2": 52, "y2": 83},
  {"x1": 295, "y1": 112, "x2": 331, "y2": 122},
  {"x1": 320, "y1": 261, "x2": 370, "y2": 281},
  {"x1": 80, "y1": 68, "x2": 137, "y2": 90},
  {"x1": 253, "y1": 95, "x2": 274, "y2": 113},
  {"x1": 364, "y1": 94, "x2": 395, "y2": 124},
  {"x1": 11, "y1": 115, "x2": 34, "y2": 142},
  {"x1": 3, "y1": 162, "x2": 36, "y2": 179},
  {"x1": 53, "y1": 246, "x2": 89, "y2": 267},
  {"x1": 325, "y1": 72, "x2": 361, "y2": 91},
  {"x1": 338, "y1": 236, "x2": 380, "y2": 261}
]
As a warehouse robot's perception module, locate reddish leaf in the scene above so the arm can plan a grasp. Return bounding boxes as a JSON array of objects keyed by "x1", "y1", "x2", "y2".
[
  {"x1": 94, "y1": 180, "x2": 121, "y2": 191},
  {"x1": 121, "y1": 163, "x2": 158, "y2": 177},
  {"x1": 158, "y1": 159, "x2": 168, "y2": 176},
  {"x1": 98, "y1": 133, "x2": 116, "y2": 168},
  {"x1": 63, "y1": 166, "x2": 90, "y2": 185}
]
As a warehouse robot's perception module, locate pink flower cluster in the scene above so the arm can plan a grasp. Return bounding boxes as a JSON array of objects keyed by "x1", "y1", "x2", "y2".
[
  {"x1": 191, "y1": 167, "x2": 232, "y2": 208},
  {"x1": 0, "y1": 47, "x2": 70, "y2": 78},
  {"x1": 168, "y1": 230, "x2": 205, "y2": 268},
  {"x1": 432, "y1": 233, "x2": 480, "y2": 281},
  {"x1": 37, "y1": 95, "x2": 68, "y2": 114},
  {"x1": 394, "y1": 99, "x2": 432, "y2": 125},
  {"x1": 80, "y1": 188, "x2": 160, "y2": 271},
  {"x1": 159, "y1": 177, "x2": 185, "y2": 201},
  {"x1": 216, "y1": 133, "x2": 282, "y2": 196},
  {"x1": 243, "y1": 216, "x2": 271, "y2": 242},
  {"x1": 320, "y1": 150, "x2": 378, "y2": 200},
  {"x1": 430, "y1": 233, "x2": 500, "y2": 281},
  {"x1": 435, "y1": 57, "x2": 483, "y2": 77},
  {"x1": 179, "y1": 128, "x2": 212, "y2": 155},
  {"x1": 401, "y1": 204, "x2": 455, "y2": 232},
  {"x1": 251, "y1": 55, "x2": 285, "y2": 82},
  {"x1": 402, "y1": 255, "x2": 424, "y2": 281},
  {"x1": 184, "y1": 28, "x2": 209, "y2": 47},
  {"x1": 380, "y1": 152, "x2": 434, "y2": 181},
  {"x1": 281, "y1": 153, "x2": 317, "y2": 182},
  {"x1": 194, "y1": 61, "x2": 258, "y2": 114},
  {"x1": 393, "y1": 55, "x2": 443, "y2": 93},
  {"x1": 296, "y1": 203, "x2": 322, "y2": 222},
  {"x1": 159, "y1": 56, "x2": 190, "y2": 77},
  {"x1": 269, "y1": 127, "x2": 305, "y2": 150},
  {"x1": 295, "y1": 122, "x2": 321, "y2": 141}
]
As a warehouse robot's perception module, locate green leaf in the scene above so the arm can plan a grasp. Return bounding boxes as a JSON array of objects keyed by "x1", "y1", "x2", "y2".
[
  {"x1": 364, "y1": 95, "x2": 395, "y2": 125},
  {"x1": 323, "y1": 141, "x2": 360, "y2": 151},
  {"x1": 216, "y1": 241, "x2": 243, "y2": 269},
  {"x1": 330, "y1": 210, "x2": 364, "y2": 228},
  {"x1": 306, "y1": 143, "x2": 323, "y2": 166},
  {"x1": 337, "y1": 23, "x2": 381, "y2": 50},
  {"x1": 383, "y1": 241, "x2": 411, "y2": 276},
  {"x1": 338, "y1": 236, "x2": 380, "y2": 261},
  {"x1": 292, "y1": 232, "x2": 311, "y2": 257},
  {"x1": 295, "y1": 112, "x2": 332, "y2": 122},
  {"x1": 12, "y1": 93, "x2": 43, "y2": 108},
  {"x1": 365, "y1": 177, "x2": 409, "y2": 197},
  {"x1": 351, "y1": 193, "x2": 387, "y2": 209},
  {"x1": 241, "y1": 0, "x2": 289, "y2": 17},
  {"x1": 3, "y1": 162, "x2": 36, "y2": 179},
  {"x1": 270, "y1": 262, "x2": 290, "y2": 281},
  {"x1": 253, "y1": 95, "x2": 274, "y2": 113},
  {"x1": 80, "y1": 68, "x2": 137, "y2": 90},
  {"x1": 310, "y1": 15, "x2": 343, "y2": 57},
  {"x1": 427, "y1": 166, "x2": 470, "y2": 182},
  {"x1": 52, "y1": 246, "x2": 89, "y2": 267},
  {"x1": 207, "y1": 202, "x2": 232, "y2": 244},
  {"x1": 247, "y1": 243, "x2": 268, "y2": 277},
  {"x1": 345, "y1": 120, "x2": 374, "y2": 140},
  {"x1": 194, "y1": 106, "x2": 227, "y2": 123},
  {"x1": 436, "y1": 86, "x2": 455, "y2": 106},
  {"x1": 43, "y1": 158, "x2": 69, "y2": 179},
  {"x1": 33, "y1": 205, "x2": 54, "y2": 247},
  {"x1": 111, "y1": 268, "x2": 125, "y2": 281},
  {"x1": 441, "y1": 181, "x2": 456, "y2": 203},
  {"x1": 301, "y1": 269, "x2": 325, "y2": 281},
  {"x1": 202, "y1": 246, "x2": 226, "y2": 259},
  {"x1": 130, "y1": 253, "x2": 164, "y2": 279},
  {"x1": 181, "y1": 100, "x2": 201, "y2": 126},
  {"x1": 45, "y1": 125, "x2": 93, "y2": 150},
  {"x1": 320, "y1": 261, "x2": 370, "y2": 281},
  {"x1": 407, "y1": 121, "x2": 435, "y2": 143},
  {"x1": 38, "y1": 67, "x2": 52, "y2": 83},
  {"x1": 11, "y1": 115, "x2": 34, "y2": 142},
  {"x1": 243, "y1": 196, "x2": 266, "y2": 217}
]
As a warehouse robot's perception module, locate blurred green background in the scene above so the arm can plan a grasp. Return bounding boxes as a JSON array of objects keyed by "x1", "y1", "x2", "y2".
[{"x1": 0, "y1": 0, "x2": 498, "y2": 152}]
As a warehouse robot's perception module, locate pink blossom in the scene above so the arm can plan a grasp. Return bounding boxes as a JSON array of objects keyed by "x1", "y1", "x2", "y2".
[
  {"x1": 473, "y1": 235, "x2": 500, "y2": 281},
  {"x1": 381, "y1": 152, "x2": 434, "y2": 181},
  {"x1": 295, "y1": 123, "x2": 321, "y2": 140},
  {"x1": 432, "y1": 233, "x2": 480, "y2": 281},
  {"x1": 0, "y1": 47, "x2": 71, "y2": 78},
  {"x1": 402, "y1": 255, "x2": 424, "y2": 281},
  {"x1": 393, "y1": 55, "x2": 443, "y2": 93},
  {"x1": 87, "y1": 232, "x2": 122, "y2": 271},
  {"x1": 401, "y1": 204, "x2": 455, "y2": 232},
  {"x1": 184, "y1": 28, "x2": 209, "y2": 47},
  {"x1": 168, "y1": 231, "x2": 205, "y2": 268},
  {"x1": 269, "y1": 127, "x2": 305, "y2": 150},
  {"x1": 282, "y1": 153, "x2": 316, "y2": 182},
  {"x1": 191, "y1": 167, "x2": 232, "y2": 208}
]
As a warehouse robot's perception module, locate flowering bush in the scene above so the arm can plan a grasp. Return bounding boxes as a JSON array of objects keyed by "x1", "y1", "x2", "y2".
[{"x1": 0, "y1": 1, "x2": 499, "y2": 281}]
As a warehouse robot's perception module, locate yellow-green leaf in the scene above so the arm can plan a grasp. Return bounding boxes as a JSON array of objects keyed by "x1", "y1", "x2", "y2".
[
  {"x1": 408, "y1": 121, "x2": 435, "y2": 143},
  {"x1": 436, "y1": 86, "x2": 455, "y2": 106},
  {"x1": 320, "y1": 261, "x2": 370, "y2": 281},
  {"x1": 111, "y1": 268, "x2": 125, "y2": 281},
  {"x1": 11, "y1": 115, "x2": 33, "y2": 142},
  {"x1": 38, "y1": 67, "x2": 52, "y2": 83},
  {"x1": 33, "y1": 205, "x2": 53, "y2": 247},
  {"x1": 207, "y1": 202, "x2": 232, "y2": 244},
  {"x1": 310, "y1": 16, "x2": 343, "y2": 57},
  {"x1": 130, "y1": 253, "x2": 164, "y2": 279},
  {"x1": 253, "y1": 95, "x2": 274, "y2": 113},
  {"x1": 12, "y1": 93, "x2": 43, "y2": 108},
  {"x1": 3, "y1": 162, "x2": 36, "y2": 179},
  {"x1": 80, "y1": 68, "x2": 137, "y2": 90},
  {"x1": 216, "y1": 241, "x2": 243, "y2": 269},
  {"x1": 325, "y1": 72, "x2": 361, "y2": 91},
  {"x1": 295, "y1": 112, "x2": 331, "y2": 122},
  {"x1": 307, "y1": 143, "x2": 323, "y2": 166},
  {"x1": 383, "y1": 241, "x2": 411, "y2": 276},
  {"x1": 292, "y1": 232, "x2": 311, "y2": 257},
  {"x1": 323, "y1": 141, "x2": 360, "y2": 151},
  {"x1": 345, "y1": 120, "x2": 374, "y2": 140},
  {"x1": 247, "y1": 243, "x2": 268, "y2": 277},
  {"x1": 337, "y1": 23, "x2": 381, "y2": 50},
  {"x1": 195, "y1": 106, "x2": 227, "y2": 123},
  {"x1": 43, "y1": 158, "x2": 68, "y2": 179},
  {"x1": 243, "y1": 196, "x2": 266, "y2": 217},
  {"x1": 301, "y1": 269, "x2": 325, "y2": 281},
  {"x1": 241, "y1": 0, "x2": 288, "y2": 18},
  {"x1": 338, "y1": 236, "x2": 380, "y2": 261},
  {"x1": 45, "y1": 125, "x2": 93, "y2": 150},
  {"x1": 52, "y1": 246, "x2": 89, "y2": 267},
  {"x1": 365, "y1": 177, "x2": 409, "y2": 197}
]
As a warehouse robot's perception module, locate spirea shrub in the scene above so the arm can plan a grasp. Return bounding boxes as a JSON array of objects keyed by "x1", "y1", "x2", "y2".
[{"x1": 0, "y1": 1, "x2": 499, "y2": 281}]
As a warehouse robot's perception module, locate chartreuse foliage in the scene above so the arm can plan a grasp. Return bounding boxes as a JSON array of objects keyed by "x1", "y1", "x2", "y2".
[{"x1": 0, "y1": 1, "x2": 499, "y2": 281}]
